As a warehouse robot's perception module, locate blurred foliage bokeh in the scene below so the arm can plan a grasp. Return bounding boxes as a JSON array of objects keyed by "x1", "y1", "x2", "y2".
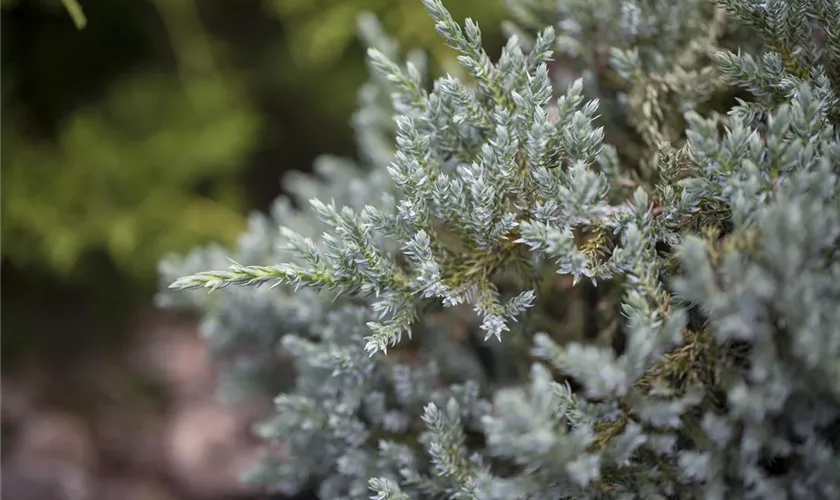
[
  {"x1": 1, "y1": 0, "x2": 505, "y2": 363},
  {"x1": 266, "y1": 0, "x2": 506, "y2": 69}
]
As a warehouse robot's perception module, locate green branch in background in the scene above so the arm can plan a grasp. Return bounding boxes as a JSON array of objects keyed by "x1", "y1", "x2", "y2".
[
  {"x1": 2, "y1": 0, "x2": 256, "y2": 283},
  {"x1": 60, "y1": 0, "x2": 86, "y2": 29}
]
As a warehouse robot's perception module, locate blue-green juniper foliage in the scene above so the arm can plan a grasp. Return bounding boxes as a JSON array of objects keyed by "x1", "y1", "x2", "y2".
[{"x1": 160, "y1": 0, "x2": 840, "y2": 498}]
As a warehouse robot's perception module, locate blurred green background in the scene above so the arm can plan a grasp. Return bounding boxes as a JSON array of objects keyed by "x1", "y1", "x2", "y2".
[{"x1": 1, "y1": 0, "x2": 506, "y2": 364}]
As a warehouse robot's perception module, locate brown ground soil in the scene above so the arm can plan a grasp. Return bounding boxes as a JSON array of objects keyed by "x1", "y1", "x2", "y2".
[{"x1": 0, "y1": 306, "x2": 304, "y2": 500}]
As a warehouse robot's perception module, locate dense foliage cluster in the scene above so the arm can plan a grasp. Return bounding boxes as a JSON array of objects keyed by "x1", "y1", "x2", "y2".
[{"x1": 160, "y1": 0, "x2": 840, "y2": 498}]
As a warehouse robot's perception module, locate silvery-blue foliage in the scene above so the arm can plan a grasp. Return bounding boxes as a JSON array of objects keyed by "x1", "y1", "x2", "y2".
[{"x1": 160, "y1": 0, "x2": 840, "y2": 498}]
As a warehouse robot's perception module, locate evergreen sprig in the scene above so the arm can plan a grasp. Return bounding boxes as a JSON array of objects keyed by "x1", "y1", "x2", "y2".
[{"x1": 161, "y1": 1, "x2": 840, "y2": 498}]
